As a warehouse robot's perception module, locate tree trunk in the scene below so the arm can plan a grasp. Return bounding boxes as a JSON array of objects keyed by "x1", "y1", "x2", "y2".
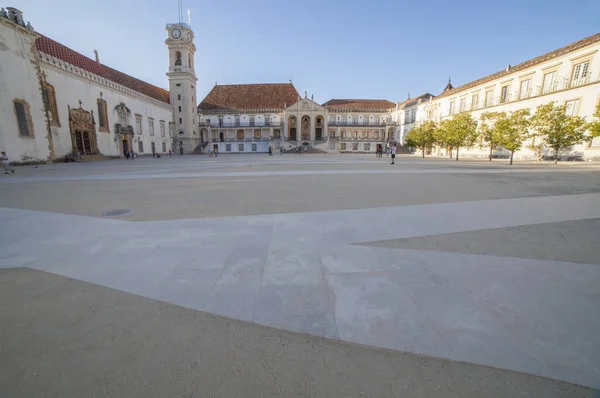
[
  {"x1": 509, "y1": 151, "x2": 514, "y2": 165},
  {"x1": 421, "y1": 145, "x2": 425, "y2": 158},
  {"x1": 455, "y1": 147, "x2": 459, "y2": 161},
  {"x1": 554, "y1": 148, "x2": 558, "y2": 165},
  {"x1": 448, "y1": 147, "x2": 453, "y2": 159},
  {"x1": 489, "y1": 145, "x2": 493, "y2": 161}
]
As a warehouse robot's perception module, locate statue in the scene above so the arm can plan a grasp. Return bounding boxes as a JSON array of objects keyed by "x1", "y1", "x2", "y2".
[{"x1": 304, "y1": 90, "x2": 307, "y2": 98}]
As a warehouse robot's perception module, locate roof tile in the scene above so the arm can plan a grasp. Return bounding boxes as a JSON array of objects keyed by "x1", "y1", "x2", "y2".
[
  {"x1": 198, "y1": 83, "x2": 299, "y2": 112},
  {"x1": 36, "y1": 34, "x2": 170, "y2": 104},
  {"x1": 323, "y1": 99, "x2": 395, "y2": 111}
]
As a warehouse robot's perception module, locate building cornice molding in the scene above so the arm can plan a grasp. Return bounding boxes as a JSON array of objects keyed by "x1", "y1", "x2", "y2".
[{"x1": 38, "y1": 50, "x2": 172, "y2": 110}]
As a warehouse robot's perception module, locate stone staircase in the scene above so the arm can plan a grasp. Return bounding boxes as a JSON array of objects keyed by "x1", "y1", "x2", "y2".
[{"x1": 192, "y1": 141, "x2": 210, "y2": 154}]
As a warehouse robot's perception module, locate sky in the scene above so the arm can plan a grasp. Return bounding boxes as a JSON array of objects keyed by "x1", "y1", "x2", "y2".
[{"x1": 12, "y1": 0, "x2": 600, "y2": 105}]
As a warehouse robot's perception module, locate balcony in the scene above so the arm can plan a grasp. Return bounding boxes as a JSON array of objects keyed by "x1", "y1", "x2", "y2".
[
  {"x1": 328, "y1": 120, "x2": 386, "y2": 127},
  {"x1": 203, "y1": 120, "x2": 284, "y2": 128}
]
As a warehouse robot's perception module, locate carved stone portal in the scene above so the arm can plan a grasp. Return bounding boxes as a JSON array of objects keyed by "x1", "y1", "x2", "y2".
[{"x1": 69, "y1": 103, "x2": 98, "y2": 155}]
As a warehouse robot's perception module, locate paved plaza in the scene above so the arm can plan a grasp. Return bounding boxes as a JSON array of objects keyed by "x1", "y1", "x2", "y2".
[{"x1": 1, "y1": 154, "x2": 600, "y2": 396}]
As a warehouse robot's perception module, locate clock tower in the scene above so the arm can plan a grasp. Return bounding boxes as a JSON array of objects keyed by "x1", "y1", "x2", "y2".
[{"x1": 165, "y1": 23, "x2": 198, "y2": 154}]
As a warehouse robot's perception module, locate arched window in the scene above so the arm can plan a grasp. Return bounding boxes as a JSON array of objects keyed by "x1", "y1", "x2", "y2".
[{"x1": 175, "y1": 51, "x2": 182, "y2": 66}]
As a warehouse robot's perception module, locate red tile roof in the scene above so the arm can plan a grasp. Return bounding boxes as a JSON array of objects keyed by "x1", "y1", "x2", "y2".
[
  {"x1": 198, "y1": 83, "x2": 300, "y2": 113},
  {"x1": 436, "y1": 33, "x2": 600, "y2": 99},
  {"x1": 36, "y1": 34, "x2": 170, "y2": 104},
  {"x1": 323, "y1": 99, "x2": 395, "y2": 111}
]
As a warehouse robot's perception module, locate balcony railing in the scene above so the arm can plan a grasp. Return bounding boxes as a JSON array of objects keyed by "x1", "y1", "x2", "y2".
[
  {"x1": 210, "y1": 138, "x2": 273, "y2": 143},
  {"x1": 201, "y1": 120, "x2": 284, "y2": 128},
  {"x1": 328, "y1": 121, "x2": 386, "y2": 127}
]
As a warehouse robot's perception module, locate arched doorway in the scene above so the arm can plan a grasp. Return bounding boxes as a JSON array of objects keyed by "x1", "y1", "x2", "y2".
[
  {"x1": 288, "y1": 116, "x2": 297, "y2": 141},
  {"x1": 315, "y1": 116, "x2": 323, "y2": 140},
  {"x1": 201, "y1": 128, "x2": 208, "y2": 142},
  {"x1": 301, "y1": 115, "x2": 310, "y2": 141}
]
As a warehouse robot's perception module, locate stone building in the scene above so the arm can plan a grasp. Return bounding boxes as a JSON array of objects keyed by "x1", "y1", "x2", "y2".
[
  {"x1": 0, "y1": 7, "x2": 175, "y2": 162},
  {"x1": 417, "y1": 34, "x2": 600, "y2": 160}
]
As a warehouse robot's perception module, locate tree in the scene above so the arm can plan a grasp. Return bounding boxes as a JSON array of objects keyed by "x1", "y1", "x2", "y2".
[
  {"x1": 443, "y1": 112, "x2": 478, "y2": 161},
  {"x1": 496, "y1": 109, "x2": 530, "y2": 165},
  {"x1": 530, "y1": 102, "x2": 587, "y2": 165},
  {"x1": 405, "y1": 121, "x2": 437, "y2": 158},
  {"x1": 479, "y1": 112, "x2": 504, "y2": 161},
  {"x1": 435, "y1": 119, "x2": 453, "y2": 159},
  {"x1": 586, "y1": 102, "x2": 600, "y2": 141}
]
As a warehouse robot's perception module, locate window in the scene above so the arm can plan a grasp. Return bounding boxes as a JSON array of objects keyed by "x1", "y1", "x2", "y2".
[
  {"x1": 352, "y1": 143, "x2": 358, "y2": 150},
  {"x1": 341, "y1": 143, "x2": 347, "y2": 150},
  {"x1": 238, "y1": 143, "x2": 244, "y2": 151},
  {"x1": 174, "y1": 51, "x2": 182, "y2": 66},
  {"x1": 226, "y1": 144, "x2": 231, "y2": 152},
  {"x1": 571, "y1": 61, "x2": 590, "y2": 87},
  {"x1": 151, "y1": 141, "x2": 156, "y2": 152},
  {"x1": 178, "y1": 94, "x2": 181, "y2": 101},
  {"x1": 236, "y1": 130, "x2": 244, "y2": 140},
  {"x1": 135, "y1": 115, "x2": 142, "y2": 134},
  {"x1": 179, "y1": 118, "x2": 182, "y2": 124},
  {"x1": 13, "y1": 100, "x2": 32, "y2": 137},
  {"x1": 249, "y1": 116, "x2": 255, "y2": 126},
  {"x1": 485, "y1": 90, "x2": 494, "y2": 107},
  {"x1": 97, "y1": 98, "x2": 108, "y2": 131},
  {"x1": 542, "y1": 71, "x2": 557, "y2": 94},
  {"x1": 352, "y1": 131, "x2": 358, "y2": 138},
  {"x1": 449, "y1": 101, "x2": 455, "y2": 115},
  {"x1": 519, "y1": 80, "x2": 531, "y2": 99},
  {"x1": 374, "y1": 131, "x2": 379, "y2": 139},
  {"x1": 149, "y1": 118, "x2": 155, "y2": 136},
  {"x1": 362, "y1": 131, "x2": 368, "y2": 138},
  {"x1": 364, "y1": 143, "x2": 370, "y2": 151},
  {"x1": 162, "y1": 142, "x2": 167, "y2": 152},
  {"x1": 411, "y1": 110, "x2": 416, "y2": 122},
  {"x1": 188, "y1": 53, "x2": 191, "y2": 68},
  {"x1": 471, "y1": 93, "x2": 479, "y2": 110},
  {"x1": 235, "y1": 116, "x2": 240, "y2": 126},
  {"x1": 43, "y1": 82, "x2": 60, "y2": 126},
  {"x1": 328, "y1": 115, "x2": 335, "y2": 124},
  {"x1": 500, "y1": 85, "x2": 510, "y2": 103},
  {"x1": 273, "y1": 129, "x2": 281, "y2": 139},
  {"x1": 254, "y1": 129, "x2": 261, "y2": 139},
  {"x1": 138, "y1": 141, "x2": 144, "y2": 153},
  {"x1": 459, "y1": 97, "x2": 467, "y2": 112},
  {"x1": 564, "y1": 99, "x2": 580, "y2": 116},
  {"x1": 160, "y1": 121, "x2": 165, "y2": 137},
  {"x1": 352, "y1": 116, "x2": 358, "y2": 125},
  {"x1": 169, "y1": 122, "x2": 175, "y2": 137},
  {"x1": 251, "y1": 143, "x2": 257, "y2": 151},
  {"x1": 178, "y1": 106, "x2": 182, "y2": 112}
]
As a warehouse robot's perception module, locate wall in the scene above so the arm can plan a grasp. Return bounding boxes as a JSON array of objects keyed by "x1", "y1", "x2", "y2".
[
  {"x1": 0, "y1": 20, "x2": 50, "y2": 162},
  {"x1": 42, "y1": 64, "x2": 173, "y2": 158}
]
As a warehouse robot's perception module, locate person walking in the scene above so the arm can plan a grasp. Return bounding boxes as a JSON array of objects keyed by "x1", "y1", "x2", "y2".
[
  {"x1": 390, "y1": 144, "x2": 396, "y2": 165},
  {"x1": 168, "y1": 148, "x2": 172, "y2": 158},
  {"x1": 1, "y1": 152, "x2": 15, "y2": 174},
  {"x1": 268, "y1": 145, "x2": 273, "y2": 156}
]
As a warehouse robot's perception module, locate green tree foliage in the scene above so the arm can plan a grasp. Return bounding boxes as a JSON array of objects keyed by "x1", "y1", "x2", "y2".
[
  {"x1": 586, "y1": 102, "x2": 600, "y2": 140},
  {"x1": 495, "y1": 109, "x2": 531, "y2": 165},
  {"x1": 530, "y1": 102, "x2": 587, "y2": 165},
  {"x1": 435, "y1": 119, "x2": 453, "y2": 159},
  {"x1": 479, "y1": 112, "x2": 504, "y2": 161},
  {"x1": 404, "y1": 121, "x2": 437, "y2": 158},
  {"x1": 443, "y1": 112, "x2": 478, "y2": 161}
]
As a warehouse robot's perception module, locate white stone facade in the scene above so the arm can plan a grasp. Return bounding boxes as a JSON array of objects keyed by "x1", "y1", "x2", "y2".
[
  {"x1": 417, "y1": 37, "x2": 600, "y2": 160},
  {"x1": 0, "y1": 13, "x2": 50, "y2": 163}
]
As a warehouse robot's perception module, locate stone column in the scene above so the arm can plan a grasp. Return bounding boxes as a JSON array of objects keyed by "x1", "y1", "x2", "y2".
[
  {"x1": 310, "y1": 115, "x2": 315, "y2": 142},
  {"x1": 296, "y1": 116, "x2": 300, "y2": 142}
]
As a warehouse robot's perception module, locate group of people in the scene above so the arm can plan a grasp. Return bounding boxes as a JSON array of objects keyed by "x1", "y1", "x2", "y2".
[{"x1": 376, "y1": 144, "x2": 397, "y2": 164}]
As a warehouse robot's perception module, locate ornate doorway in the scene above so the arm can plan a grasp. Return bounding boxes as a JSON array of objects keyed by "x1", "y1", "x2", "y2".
[
  {"x1": 288, "y1": 116, "x2": 297, "y2": 141},
  {"x1": 122, "y1": 139, "x2": 129, "y2": 156},
  {"x1": 301, "y1": 115, "x2": 310, "y2": 141},
  {"x1": 68, "y1": 102, "x2": 98, "y2": 155},
  {"x1": 315, "y1": 116, "x2": 323, "y2": 140}
]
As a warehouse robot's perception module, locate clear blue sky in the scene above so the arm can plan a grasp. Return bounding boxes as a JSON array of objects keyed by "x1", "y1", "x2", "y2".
[{"x1": 13, "y1": 0, "x2": 600, "y2": 105}]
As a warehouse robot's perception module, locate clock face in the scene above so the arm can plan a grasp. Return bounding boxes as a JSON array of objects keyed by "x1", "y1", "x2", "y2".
[
  {"x1": 171, "y1": 29, "x2": 181, "y2": 39},
  {"x1": 187, "y1": 32, "x2": 192, "y2": 41}
]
